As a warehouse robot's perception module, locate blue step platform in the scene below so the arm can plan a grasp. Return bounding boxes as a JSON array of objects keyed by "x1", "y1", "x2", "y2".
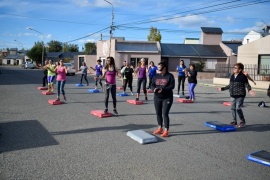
[
  {"x1": 88, "y1": 89, "x2": 100, "y2": 93},
  {"x1": 205, "y1": 121, "x2": 235, "y2": 132},
  {"x1": 126, "y1": 130, "x2": 158, "y2": 144},
  {"x1": 247, "y1": 150, "x2": 270, "y2": 167},
  {"x1": 76, "y1": 84, "x2": 84, "y2": 87},
  {"x1": 117, "y1": 93, "x2": 128, "y2": 96}
]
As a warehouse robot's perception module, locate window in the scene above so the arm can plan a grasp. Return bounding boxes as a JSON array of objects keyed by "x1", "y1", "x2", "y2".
[
  {"x1": 259, "y1": 55, "x2": 270, "y2": 74},
  {"x1": 130, "y1": 58, "x2": 148, "y2": 68},
  {"x1": 79, "y1": 57, "x2": 84, "y2": 67},
  {"x1": 206, "y1": 59, "x2": 217, "y2": 70}
]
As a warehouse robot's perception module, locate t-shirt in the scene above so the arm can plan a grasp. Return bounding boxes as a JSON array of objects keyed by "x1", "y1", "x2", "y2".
[
  {"x1": 177, "y1": 65, "x2": 186, "y2": 77},
  {"x1": 47, "y1": 64, "x2": 56, "y2": 76},
  {"x1": 148, "y1": 66, "x2": 158, "y2": 78},
  {"x1": 95, "y1": 65, "x2": 103, "y2": 75},
  {"x1": 138, "y1": 66, "x2": 147, "y2": 79},
  {"x1": 80, "y1": 66, "x2": 88, "y2": 74}
]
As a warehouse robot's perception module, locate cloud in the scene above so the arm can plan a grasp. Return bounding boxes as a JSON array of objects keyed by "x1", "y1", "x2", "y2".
[
  {"x1": 72, "y1": 0, "x2": 130, "y2": 8},
  {"x1": 159, "y1": 14, "x2": 215, "y2": 28},
  {"x1": 228, "y1": 21, "x2": 265, "y2": 33}
]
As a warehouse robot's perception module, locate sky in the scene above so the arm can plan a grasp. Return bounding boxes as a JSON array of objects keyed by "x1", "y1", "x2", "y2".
[{"x1": 0, "y1": 0, "x2": 270, "y2": 51}]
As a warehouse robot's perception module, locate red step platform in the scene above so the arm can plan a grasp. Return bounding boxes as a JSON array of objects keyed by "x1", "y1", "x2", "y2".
[
  {"x1": 42, "y1": 91, "x2": 53, "y2": 95},
  {"x1": 90, "y1": 110, "x2": 112, "y2": 118},
  {"x1": 127, "y1": 99, "x2": 144, "y2": 105},
  {"x1": 223, "y1": 102, "x2": 231, "y2": 106},
  {"x1": 116, "y1": 86, "x2": 123, "y2": 90},
  {"x1": 177, "y1": 98, "x2": 193, "y2": 103},
  {"x1": 48, "y1": 99, "x2": 62, "y2": 105},
  {"x1": 37, "y1": 87, "x2": 48, "y2": 90}
]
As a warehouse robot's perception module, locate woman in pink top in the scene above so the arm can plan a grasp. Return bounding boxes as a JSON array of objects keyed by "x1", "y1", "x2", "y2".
[
  {"x1": 55, "y1": 59, "x2": 68, "y2": 101},
  {"x1": 96, "y1": 56, "x2": 121, "y2": 115}
]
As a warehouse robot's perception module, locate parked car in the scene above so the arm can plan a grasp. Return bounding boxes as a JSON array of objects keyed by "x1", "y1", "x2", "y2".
[
  {"x1": 25, "y1": 62, "x2": 34, "y2": 69},
  {"x1": 21, "y1": 62, "x2": 26, "y2": 68},
  {"x1": 64, "y1": 63, "x2": 76, "y2": 76}
]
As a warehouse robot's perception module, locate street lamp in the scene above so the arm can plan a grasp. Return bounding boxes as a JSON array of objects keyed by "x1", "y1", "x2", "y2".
[
  {"x1": 29, "y1": 27, "x2": 45, "y2": 66},
  {"x1": 104, "y1": 0, "x2": 114, "y2": 57}
]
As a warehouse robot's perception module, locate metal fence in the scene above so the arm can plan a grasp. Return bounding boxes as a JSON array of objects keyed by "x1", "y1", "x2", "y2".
[{"x1": 215, "y1": 64, "x2": 270, "y2": 81}]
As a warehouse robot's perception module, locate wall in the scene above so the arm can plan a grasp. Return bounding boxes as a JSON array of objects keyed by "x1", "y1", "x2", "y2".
[
  {"x1": 201, "y1": 33, "x2": 222, "y2": 45},
  {"x1": 74, "y1": 55, "x2": 96, "y2": 74},
  {"x1": 238, "y1": 35, "x2": 270, "y2": 64}
]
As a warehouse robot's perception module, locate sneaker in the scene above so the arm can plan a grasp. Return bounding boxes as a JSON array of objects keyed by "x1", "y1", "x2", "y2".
[
  {"x1": 153, "y1": 127, "x2": 163, "y2": 134},
  {"x1": 238, "y1": 121, "x2": 245, "y2": 128},
  {"x1": 113, "y1": 109, "x2": 118, "y2": 115},
  {"x1": 130, "y1": 92, "x2": 134, "y2": 95},
  {"x1": 104, "y1": 108, "x2": 108, "y2": 113},
  {"x1": 145, "y1": 97, "x2": 148, "y2": 101},
  {"x1": 95, "y1": 86, "x2": 97, "y2": 90},
  {"x1": 135, "y1": 98, "x2": 139, "y2": 101},
  {"x1": 182, "y1": 92, "x2": 185, "y2": 95},
  {"x1": 161, "y1": 130, "x2": 169, "y2": 137},
  {"x1": 229, "y1": 121, "x2": 237, "y2": 126},
  {"x1": 63, "y1": 95, "x2": 66, "y2": 101}
]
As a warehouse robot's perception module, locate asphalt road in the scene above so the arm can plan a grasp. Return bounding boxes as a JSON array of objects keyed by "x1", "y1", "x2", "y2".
[{"x1": 0, "y1": 66, "x2": 269, "y2": 180}]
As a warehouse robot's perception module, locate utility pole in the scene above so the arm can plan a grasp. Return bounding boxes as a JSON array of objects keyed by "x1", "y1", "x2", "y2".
[{"x1": 104, "y1": 0, "x2": 114, "y2": 57}]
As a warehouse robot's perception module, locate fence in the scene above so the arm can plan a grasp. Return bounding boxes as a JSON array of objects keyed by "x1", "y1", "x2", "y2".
[{"x1": 215, "y1": 64, "x2": 270, "y2": 81}]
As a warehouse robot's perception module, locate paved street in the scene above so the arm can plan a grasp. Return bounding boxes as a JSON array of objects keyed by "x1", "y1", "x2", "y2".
[{"x1": 0, "y1": 66, "x2": 269, "y2": 180}]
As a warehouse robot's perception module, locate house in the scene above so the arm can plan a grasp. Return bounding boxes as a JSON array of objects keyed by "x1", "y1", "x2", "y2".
[
  {"x1": 2, "y1": 48, "x2": 29, "y2": 65},
  {"x1": 242, "y1": 25, "x2": 270, "y2": 44}
]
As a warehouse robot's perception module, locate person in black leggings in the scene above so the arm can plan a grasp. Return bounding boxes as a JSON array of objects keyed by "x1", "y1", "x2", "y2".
[
  {"x1": 121, "y1": 61, "x2": 134, "y2": 95},
  {"x1": 42, "y1": 60, "x2": 48, "y2": 87},
  {"x1": 176, "y1": 60, "x2": 186, "y2": 96},
  {"x1": 152, "y1": 61, "x2": 175, "y2": 137}
]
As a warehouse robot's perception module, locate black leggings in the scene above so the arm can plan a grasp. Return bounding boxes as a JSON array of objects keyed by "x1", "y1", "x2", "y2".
[
  {"x1": 154, "y1": 96, "x2": 173, "y2": 130},
  {"x1": 177, "y1": 76, "x2": 186, "y2": 93},
  {"x1": 80, "y1": 74, "x2": 89, "y2": 84},
  {"x1": 137, "y1": 78, "x2": 147, "y2": 94},
  {"x1": 148, "y1": 77, "x2": 153, "y2": 88},
  {"x1": 42, "y1": 75, "x2": 47, "y2": 86},
  {"x1": 105, "y1": 84, "x2": 117, "y2": 109},
  {"x1": 123, "y1": 78, "x2": 133, "y2": 92}
]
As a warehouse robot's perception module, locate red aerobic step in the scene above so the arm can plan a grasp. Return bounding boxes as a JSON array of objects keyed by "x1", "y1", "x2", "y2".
[
  {"x1": 177, "y1": 98, "x2": 193, "y2": 103},
  {"x1": 48, "y1": 99, "x2": 62, "y2": 105},
  {"x1": 42, "y1": 91, "x2": 53, "y2": 95},
  {"x1": 116, "y1": 86, "x2": 123, "y2": 90},
  {"x1": 127, "y1": 99, "x2": 144, "y2": 105},
  {"x1": 37, "y1": 87, "x2": 48, "y2": 90},
  {"x1": 90, "y1": 110, "x2": 112, "y2": 118},
  {"x1": 223, "y1": 102, "x2": 231, "y2": 106}
]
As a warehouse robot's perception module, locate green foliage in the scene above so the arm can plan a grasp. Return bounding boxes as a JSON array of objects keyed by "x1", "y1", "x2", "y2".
[
  {"x1": 63, "y1": 43, "x2": 79, "y2": 52},
  {"x1": 84, "y1": 42, "x2": 96, "y2": 55},
  {"x1": 195, "y1": 60, "x2": 205, "y2": 72},
  {"x1": 26, "y1": 41, "x2": 44, "y2": 64},
  {"x1": 147, "y1": 26, "x2": 162, "y2": 42},
  {"x1": 47, "y1": 40, "x2": 62, "y2": 52}
]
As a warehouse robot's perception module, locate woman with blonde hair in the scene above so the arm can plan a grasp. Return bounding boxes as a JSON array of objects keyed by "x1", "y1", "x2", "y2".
[{"x1": 134, "y1": 58, "x2": 148, "y2": 101}]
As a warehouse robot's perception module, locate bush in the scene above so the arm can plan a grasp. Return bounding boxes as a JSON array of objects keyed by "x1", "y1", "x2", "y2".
[{"x1": 195, "y1": 60, "x2": 205, "y2": 72}]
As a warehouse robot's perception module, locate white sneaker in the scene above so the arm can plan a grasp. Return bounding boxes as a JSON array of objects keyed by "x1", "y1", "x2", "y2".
[{"x1": 130, "y1": 92, "x2": 134, "y2": 95}]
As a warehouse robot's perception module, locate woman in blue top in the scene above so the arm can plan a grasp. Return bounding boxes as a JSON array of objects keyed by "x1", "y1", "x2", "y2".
[
  {"x1": 176, "y1": 60, "x2": 186, "y2": 95},
  {"x1": 147, "y1": 61, "x2": 158, "y2": 89},
  {"x1": 79, "y1": 62, "x2": 89, "y2": 86},
  {"x1": 90, "y1": 59, "x2": 103, "y2": 90}
]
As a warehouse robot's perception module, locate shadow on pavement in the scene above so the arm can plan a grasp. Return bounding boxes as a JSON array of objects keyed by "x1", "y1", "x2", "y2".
[{"x1": 0, "y1": 120, "x2": 59, "y2": 153}]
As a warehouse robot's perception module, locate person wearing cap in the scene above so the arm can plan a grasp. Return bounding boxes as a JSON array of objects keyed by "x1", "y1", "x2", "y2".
[{"x1": 90, "y1": 59, "x2": 103, "y2": 90}]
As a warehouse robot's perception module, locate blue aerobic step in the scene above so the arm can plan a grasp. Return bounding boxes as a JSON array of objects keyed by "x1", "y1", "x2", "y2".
[
  {"x1": 247, "y1": 150, "x2": 270, "y2": 167},
  {"x1": 88, "y1": 89, "x2": 100, "y2": 93},
  {"x1": 76, "y1": 84, "x2": 84, "y2": 87},
  {"x1": 126, "y1": 130, "x2": 158, "y2": 144},
  {"x1": 117, "y1": 93, "x2": 128, "y2": 96},
  {"x1": 205, "y1": 121, "x2": 235, "y2": 132}
]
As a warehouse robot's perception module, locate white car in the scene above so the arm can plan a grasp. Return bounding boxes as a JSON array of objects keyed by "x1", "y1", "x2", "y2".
[
  {"x1": 25, "y1": 62, "x2": 34, "y2": 69},
  {"x1": 64, "y1": 63, "x2": 76, "y2": 76}
]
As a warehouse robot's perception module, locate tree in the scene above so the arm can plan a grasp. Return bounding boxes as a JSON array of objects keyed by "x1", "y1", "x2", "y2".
[
  {"x1": 47, "y1": 40, "x2": 62, "y2": 52},
  {"x1": 147, "y1": 26, "x2": 162, "y2": 42},
  {"x1": 27, "y1": 41, "x2": 44, "y2": 64},
  {"x1": 63, "y1": 43, "x2": 79, "y2": 52},
  {"x1": 84, "y1": 42, "x2": 96, "y2": 55}
]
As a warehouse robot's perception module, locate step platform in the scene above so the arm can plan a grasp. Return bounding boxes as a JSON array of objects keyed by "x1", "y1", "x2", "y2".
[
  {"x1": 223, "y1": 102, "x2": 231, "y2": 106},
  {"x1": 116, "y1": 86, "x2": 123, "y2": 90},
  {"x1": 37, "y1": 87, "x2": 48, "y2": 90},
  {"x1": 177, "y1": 98, "x2": 193, "y2": 103},
  {"x1": 117, "y1": 93, "x2": 128, "y2": 96},
  {"x1": 42, "y1": 91, "x2": 53, "y2": 95},
  {"x1": 127, "y1": 99, "x2": 144, "y2": 105},
  {"x1": 247, "y1": 150, "x2": 270, "y2": 167},
  {"x1": 174, "y1": 94, "x2": 190, "y2": 99},
  {"x1": 90, "y1": 110, "x2": 112, "y2": 118},
  {"x1": 88, "y1": 89, "x2": 100, "y2": 93},
  {"x1": 205, "y1": 121, "x2": 235, "y2": 132},
  {"x1": 48, "y1": 99, "x2": 62, "y2": 105},
  {"x1": 76, "y1": 84, "x2": 84, "y2": 87},
  {"x1": 126, "y1": 130, "x2": 158, "y2": 144}
]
